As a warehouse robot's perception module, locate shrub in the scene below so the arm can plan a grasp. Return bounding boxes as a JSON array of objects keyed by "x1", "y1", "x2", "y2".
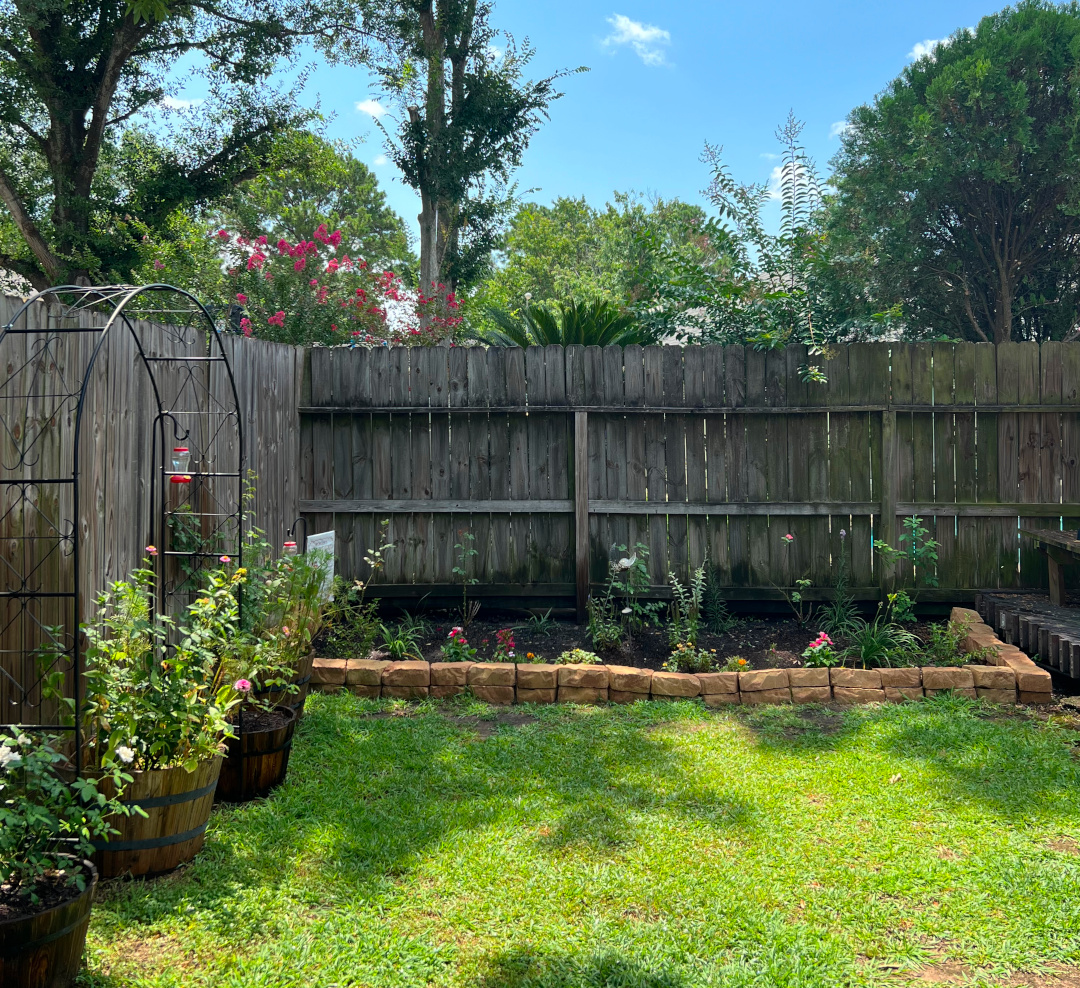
[
  {"x1": 718, "y1": 655, "x2": 750, "y2": 672},
  {"x1": 663, "y1": 643, "x2": 715, "y2": 674},
  {"x1": 0, "y1": 733, "x2": 129, "y2": 900},
  {"x1": 556, "y1": 649, "x2": 601, "y2": 665}
]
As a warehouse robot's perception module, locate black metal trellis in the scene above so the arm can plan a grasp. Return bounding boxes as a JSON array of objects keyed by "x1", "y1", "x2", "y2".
[{"x1": 0, "y1": 285, "x2": 243, "y2": 767}]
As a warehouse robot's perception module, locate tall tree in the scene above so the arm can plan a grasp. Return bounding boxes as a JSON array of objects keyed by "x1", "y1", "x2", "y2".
[
  {"x1": 0, "y1": 0, "x2": 373, "y2": 288},
  {"x1": 368, "y1": 0, "x2": 582, "y2": 296},
  {"x1": 828, "y1": 1, "x2": 1080, "y2": 343}
]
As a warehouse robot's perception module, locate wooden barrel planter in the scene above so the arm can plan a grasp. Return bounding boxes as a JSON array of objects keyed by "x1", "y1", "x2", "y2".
[
  {"x1": 216, "y1": 706, "x2": 298, "y2": 803},
  {"x1": 255, "y1": 650, "x2": 315, "y2": 720},
  {"x1": 0, "y1": 859, "x2": 96, "y2": 988},
  {"x1": 92, "y1": 756, "x2": 222, "y2": 879}
]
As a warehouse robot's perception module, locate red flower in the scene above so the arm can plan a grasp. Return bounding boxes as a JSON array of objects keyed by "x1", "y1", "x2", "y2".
[
  {"x1": 277, "y1": 239, "x2": 289, "y2": 254},
  {"x1": 216, "y1": 229, "x2": 230, "y2": 240},
  {"x1": 236, "y1": 293, "x2": 247, "y2": 303},
  {"x1": 267, "y1": 311, "x2": 285, "y2": 328},
  {"x1": 294, "y1": 258, "x2": 306, "y2": 272}
]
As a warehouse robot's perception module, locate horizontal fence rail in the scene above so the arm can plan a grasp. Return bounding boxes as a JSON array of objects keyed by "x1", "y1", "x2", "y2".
[{"x1": 299, "y1": 340, "x2": 1080, "y2": 616}]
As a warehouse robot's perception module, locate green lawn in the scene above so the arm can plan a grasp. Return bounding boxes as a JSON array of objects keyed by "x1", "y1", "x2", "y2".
[{"x1": 80, "y1": 693, "x2": 1080, "y2": 988}]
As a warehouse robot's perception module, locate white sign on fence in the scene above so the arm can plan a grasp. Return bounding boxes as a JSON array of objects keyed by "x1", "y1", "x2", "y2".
[{"x1": 305, "y1": 530, "x2": 336, "y2": 602}]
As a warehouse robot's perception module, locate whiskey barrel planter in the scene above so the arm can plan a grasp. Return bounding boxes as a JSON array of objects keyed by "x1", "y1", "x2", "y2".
[
  {"x1": 0, "y1": 859, "x2": 96, "y2": 988},
  {"x1": 216, "y1": 706, "x2": 298, "y2": 803},
  {"x1": 91, "y1": 756, "x2": 222, "y2": 879},
  {"x1": 255, "y1": 650, "x2": 314, "y2": 720}
]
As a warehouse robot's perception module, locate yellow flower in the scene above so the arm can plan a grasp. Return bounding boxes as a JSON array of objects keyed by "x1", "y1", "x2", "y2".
[{"x1": 526, "y1": 652, "x2": 534, "y2": 659}]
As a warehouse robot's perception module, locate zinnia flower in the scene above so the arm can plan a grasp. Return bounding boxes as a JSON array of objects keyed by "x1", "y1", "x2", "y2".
[
  {"x1": 0, "y1": 746, "x2": 21, "y2": 770},
  {"x1": 782, "y1": 533, "x2": 795, "y2": 543},
  {"x1": 145, "y1": 545, "x2": 158, "y2": 556},
  {"x1": 219, "y1": 555, "x2": 231, "y2": 563},
  {"x1": 234, "y1": 679, "x2": 252, "y2": 693}
]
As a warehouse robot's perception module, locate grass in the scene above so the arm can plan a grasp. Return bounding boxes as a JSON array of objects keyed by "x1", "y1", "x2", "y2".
[{"x1": 79, "y1": 693, "x2": 1080, "y2": 987}]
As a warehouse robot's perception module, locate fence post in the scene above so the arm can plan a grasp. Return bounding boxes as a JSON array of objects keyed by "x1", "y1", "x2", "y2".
[
  {"x1": 879, "y1": 408, "x2": 897, "y2": 596},
  {"x1": 574, "y1": 410, "x2": 589, "y2": 621}
]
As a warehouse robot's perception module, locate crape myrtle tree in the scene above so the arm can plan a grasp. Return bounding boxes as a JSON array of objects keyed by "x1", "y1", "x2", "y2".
[
  {"x1": 367, "y1": 0, "x2": 584, "y2": 298},
  {"x1": 828, "y1": 1, "x2": 1080, "y2": 343},
  {"x1": 0, "y1": 0, "x2": 374, "y2": 289}
]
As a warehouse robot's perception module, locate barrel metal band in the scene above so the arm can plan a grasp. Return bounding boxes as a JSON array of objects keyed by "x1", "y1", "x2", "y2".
[
  {"x1": 0, "y1": 908, "x2": 91, "y2": 955},
  {"x1": 120, "y1": 779, "x2": 217, "y2": 810},
  {"x1": 92, "y1": 820, "x2": 208, "y2": 853}
]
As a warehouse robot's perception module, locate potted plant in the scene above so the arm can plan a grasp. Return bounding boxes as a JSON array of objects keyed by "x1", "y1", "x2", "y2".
[
  {"x1": 59, "y1": 566, "x2": 236, "y2": 879},
  {"x1": 0, "y1": 732, "x2": 128, "y2": 987},
  {"x1": 187, "y1": 552, "x2": 327, "y2": 803}
]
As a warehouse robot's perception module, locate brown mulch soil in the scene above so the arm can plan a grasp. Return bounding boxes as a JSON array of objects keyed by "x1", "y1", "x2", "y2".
[
  {"x1": 405, "y1": 614, "x2": 942, "y2": 671},
  {"x1": 0, "y1": 867, "x2": 87, "y2": 922}
]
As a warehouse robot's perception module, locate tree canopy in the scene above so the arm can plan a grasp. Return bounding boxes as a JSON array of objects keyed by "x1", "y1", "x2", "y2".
[
  {"x1": 0, "y1": 0, "x2": 372, "y2": 287},
  {"x1": 828, "y1": 0, "x2": 1080, "y2": 343}
]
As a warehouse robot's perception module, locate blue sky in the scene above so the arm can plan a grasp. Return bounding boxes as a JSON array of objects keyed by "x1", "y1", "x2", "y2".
[{"x1": 176, "y1": 1, "x2": 1002, "y2": 238}]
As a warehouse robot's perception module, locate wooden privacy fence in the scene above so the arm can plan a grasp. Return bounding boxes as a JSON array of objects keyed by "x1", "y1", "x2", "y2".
[{"x1": 300, "y1": 341, "x2": 1080, "y2": 614}]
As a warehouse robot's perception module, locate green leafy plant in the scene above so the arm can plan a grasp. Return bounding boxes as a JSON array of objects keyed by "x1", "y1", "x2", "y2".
[
  {"x1": 320, "y1": 520, "x2": 394, "y2": 658},
  {"x1": 0, "y1": 733, "x2": 131, "y2": 902},
  {"x1": 555, "y1": 648, "x2": 601, "y2": 665},
  {"x1": 379, "y1": 622, "x2": 423, "y2": 662},
  {"x1": 702, "y1": 568, "x2": 739, "y2": 633},
  {"x1": 480, "y1": 297, "x2": 647, "y2": 347},
  {"x1": 441, "y1": 625, "x2": 478, "y2": 662},
  {"x1": 887, "y1": 589, "x2": 916, "y2": 624},
  {"x1": 668, "y1": 565, "x2": 706, "y2": 647},
  {"x1": 777, "y1": 533, "x2": 813, "y2": 624},
  {"x1": 68, "y1": 567, "x2": 239, "y2": 772},
  {"x1": 802, "y1": 632, "x2": 840, "y2": 668},
  {"x1": 718, "y1": 655, "x2": 750, "y2": 673},
  {"x1": 526, "y1": 608, "x2": 557, "y2": 635},
  {"x1": 842, "y1": 599, "x2": 920, "y2": 669},
  {"x1": 874, "y1": 517, "x2": 940, "y2": 588},
  {"x1": 663, "y1": 643, "x2": 716, "y2": 674},
  {"x1": 818, "y1": 529, "x2": 860, "y2": 636},
  {"x1": 453, "y1": 531, "x2": 481, "y2": 628},
  {"x1": 491, "y1": 628, "x2": 517, "y2": 662},
  {"x1": 917, "y1": 620, "x2": 996, "y2": 667}
]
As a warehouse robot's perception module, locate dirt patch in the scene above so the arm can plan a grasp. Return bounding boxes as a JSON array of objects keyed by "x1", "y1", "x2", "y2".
[
  {"x1": 896, "y1": 950, "x2": 1080, "y2": 987},
  {"x1": 0, "y1": 867, "x2": 86, "y2": 921},
  {"x1": 1046, "y1": 837, "x2": 1080, "y2": 855}
]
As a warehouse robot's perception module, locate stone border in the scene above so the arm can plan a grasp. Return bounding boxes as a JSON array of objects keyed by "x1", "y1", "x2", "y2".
[{"x1": 309, "y1": 608, "x2": 1055, "y2": 707}]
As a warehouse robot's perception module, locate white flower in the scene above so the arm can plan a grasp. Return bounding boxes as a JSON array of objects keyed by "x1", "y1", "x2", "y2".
[
  {"x1": 16, "y1": 734, "x2": 30, "y2": 747},
  {"x1": 0, "y1": 746, "x2": 22, "y2": 771},
  {"x1": 507, "y1": 651, "x2": 515, "y2": 658},
  {"x1": 621, "y1": 607, "x2": 632, "y2": 615},
  {"x1": 616, "y1": 553, "x2": 637, "y2": 571},
  {"x1": 116, "y1": 746, "x2": 135, "y2": 765},
  {"x1": 524, "y1": 292, "x2": 532, "y2": 301}
]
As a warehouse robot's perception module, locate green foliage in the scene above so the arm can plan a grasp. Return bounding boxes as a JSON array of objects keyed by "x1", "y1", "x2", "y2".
[
  {"x1": 379, "y1": 622, "x2": 423, "y2": 662},
  {"x1": 0, "y1": 733, "x2": 129, "y2": 900},
  {"x1": 818, "y1": 531, "x2": 859, "y2": 636},
  {"x1": 555, "y1": 648, "x2": 600, "y2": 665},
  {"x1": 441, "y1": 626, "x2": 478, "y2": 662},
  {"x1": 802, "y1": 632, "x2": 840, "y2": 668},
  {"x1": 367, "y1": 1, "x2": 584, "y2": 292},
  {"x1": 874, "y1": 517, "x2": 940, "y2": 588},
  {"x1": 668, "y1": 565, "x2": 706, "y2": 648},
  {"x1": 452, "y1": 531, "x2": 480, "y2": 627},
  {"x1": 718, "y1": 654, "x2": 751, "y2": 672},
  {"x1": 526, "y1": 609, "x2": 557, "y2": 636},
  {"x1": 320, "y1": 521, "x2": 393, "y2": 659},
  {"x1": 478, "y1": 297, "x2": 647, "y2": 347},
  {"x1": 888, "y1": 589, "x2": 917, "y2": 624},
  {"x1": 828, "y1": 1, "x2": 1080, "y2": 342},
  {"x1": 702, "y1": 568, "x2": 739, "y2": 634},
  {"x1": 73, "y1": 568, "x2": 236, "y2": 772},
  {"x1": 843, "y1": 600, "x2": 921, "y2": 669},
  {"x1": 587, "y1": 542, "x2": 653, "y2": 650},
  {"x1": 919, "y1": 621, "x2": 994, "y2": 667},
  {"x1": 663, "y1": 643, "x2": 716, "y2": 674},
  {"x1": 0, "y1": 0, "x2": 366, "y2": 286},
  {"x1": 467, "y1": 193, "x2": 711, "y2": 326}
]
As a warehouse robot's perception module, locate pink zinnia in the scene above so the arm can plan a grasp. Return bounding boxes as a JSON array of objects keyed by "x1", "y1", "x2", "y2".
[
  {"x1": 145, "y1": 545, "x2": 158, "y2": 556},
  {"x1": 219, "y1": 555, "x2": 231, "y2": 563}
]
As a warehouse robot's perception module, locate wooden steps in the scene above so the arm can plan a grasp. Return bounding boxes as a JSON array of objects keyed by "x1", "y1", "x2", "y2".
[{"x1": 976, "y1": 592, "x2": 1080, "y2": 679}]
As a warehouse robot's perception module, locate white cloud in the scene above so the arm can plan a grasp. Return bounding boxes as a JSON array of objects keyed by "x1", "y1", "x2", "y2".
[
  {"x1": 908, "y1": 28, "x2": 974, "y2": 61},
  {"x1": 487, "y1": 44, "x2": 503, "y2": 60},
  {"x1": 829, "y1": 120, "x2": 853, "y2": 139},
  {"x1": 760, "y1": 152, "x2": 780, "y2": 161},
  {"x1": 373, "y1": 154, "x2": 388, "y2": 166},
  {"x1": 355, "y1": 99, "x2": 388, "y2": 118},
  {"x1": 162, "y1": 96, "x2": 203, "y2": 109},
  {"x1": 602, "y1": 14, "x2": 670, "y2": 66}
]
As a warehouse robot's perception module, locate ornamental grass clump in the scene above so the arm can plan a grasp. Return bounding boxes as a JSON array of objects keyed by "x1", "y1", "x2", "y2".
[{"x1": 0, "y1": 732, "x2": 129, "y2": 902}]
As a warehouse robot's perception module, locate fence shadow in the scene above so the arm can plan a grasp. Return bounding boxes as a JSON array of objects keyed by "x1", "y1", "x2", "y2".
[{"x1": 477, "y1": 948, "x2": 688, "y2": 988}]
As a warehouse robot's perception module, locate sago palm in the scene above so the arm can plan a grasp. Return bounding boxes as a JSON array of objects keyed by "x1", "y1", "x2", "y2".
[{"x1": 480, "y1": 298, "x2": 647, "y2": 347}]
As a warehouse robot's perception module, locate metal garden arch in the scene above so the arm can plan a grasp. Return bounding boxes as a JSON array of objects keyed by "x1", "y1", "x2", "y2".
[{"x1": 0, "y1": 285, "x2": 243, "y2": 765}]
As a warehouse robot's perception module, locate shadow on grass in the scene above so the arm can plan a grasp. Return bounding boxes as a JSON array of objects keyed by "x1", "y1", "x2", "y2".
[
  {"x1": 732, "y1": 693, "x2": 1080, "y2": 817},
  {"x1": 477, "y1": 948, "x2": 687, "y2": 988},
  {"x1": 92, "y1": 694, "x2": 755, "y2": 933}
]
